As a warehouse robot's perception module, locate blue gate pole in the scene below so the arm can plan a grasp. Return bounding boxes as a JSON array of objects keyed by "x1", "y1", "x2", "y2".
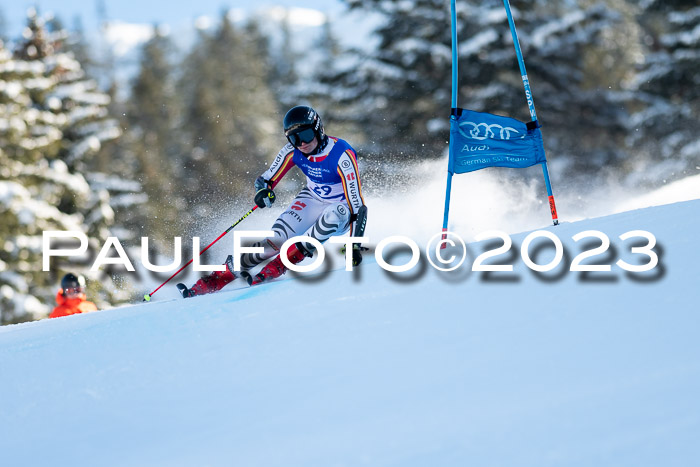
[
  {"x1": 442, "y1": 0, "x2": 459, "y2": 241},
  {"x1": 502, "y1": 0, "x2": 559, "y2": 225},
  {"x1": 502, "y1": 0, "x2": 537, "y2": 120}
]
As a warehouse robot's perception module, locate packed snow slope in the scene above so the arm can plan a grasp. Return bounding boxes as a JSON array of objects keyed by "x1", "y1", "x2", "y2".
[{"x1": 1, "y1": 199, "x2": 699, "y2": 466}]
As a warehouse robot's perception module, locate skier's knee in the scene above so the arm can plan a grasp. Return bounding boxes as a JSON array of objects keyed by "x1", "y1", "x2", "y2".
[
  {"x1": 300, "y1": 204, "x2": 351, "y2": 253},
  {"x1": 321, "y1": 204, "x2": 351, "y2": 229}
]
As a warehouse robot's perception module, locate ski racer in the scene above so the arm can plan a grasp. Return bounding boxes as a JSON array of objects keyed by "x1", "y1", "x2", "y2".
[
  {"x1": 49, "y1": 273, "x2": 98, "y2": 318},
  {"x1": 178, "y1": 105, "x2": 367, "y2": 297}
]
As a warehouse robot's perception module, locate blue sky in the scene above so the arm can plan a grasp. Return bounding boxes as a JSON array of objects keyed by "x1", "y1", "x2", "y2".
[{"x1": 2, "y1": 0, "x2": 346, "y2": 39}]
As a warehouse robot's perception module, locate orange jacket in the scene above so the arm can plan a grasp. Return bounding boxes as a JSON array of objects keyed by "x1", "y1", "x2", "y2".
[{"x1": 49, "y1": 290, "x2": 98, "y2": 319}]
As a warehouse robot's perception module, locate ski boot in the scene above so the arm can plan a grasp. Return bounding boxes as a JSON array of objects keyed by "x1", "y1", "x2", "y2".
[
  {"x1": 241, "y1": 243, "x2": 312, "y2": 286},
  {"x1": 177, "y1": 255, "x2": 237, "y2": 298}
]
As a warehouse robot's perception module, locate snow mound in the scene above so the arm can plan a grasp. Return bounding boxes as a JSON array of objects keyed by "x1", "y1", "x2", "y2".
[{"x1": 1, "y1": 199, "x2": 699, "y2": 466}]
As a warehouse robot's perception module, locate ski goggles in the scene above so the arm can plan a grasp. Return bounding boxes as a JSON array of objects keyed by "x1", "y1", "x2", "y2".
[
  {"x1": 63, "y1": 286, "x2": 85, "y2": 297},
  {"x1": 286, "y1": 127, "x2": 316, "y2": 147}
]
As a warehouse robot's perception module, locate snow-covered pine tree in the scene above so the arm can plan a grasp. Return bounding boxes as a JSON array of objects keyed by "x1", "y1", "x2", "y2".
[
  {"x1": 60, "y1": 16, "x2": 100, "y2": 84},
  {"x1": 123, "y1": 26, "x2": 185, "y2": 245},
  {"x1": 257, "y1": 11, "x2": 299, "y2": 111},
  {"x1": 624, "y1": 0, "x2": 700, "y2": 185},
  {"x1": 506, "y1": 1, "x2": 630, "y2": 177},
  {"x1": 0, "y1": 7, "x2": 9, "y2": 44},
  {"x1": 336, "y1": 0, "x2": 622, "y2": 176},
  {"x1": 306, "y1": 15, "x2": 358, "y2": 135},
  {"x1": 334, "y1": 0, "x2": 454, "y2": 160},
  {"x1": 177, "y1": 12, "x2": 280, "y2": 226},
  {"x1": 0, "y1": 10, "x2": 133, "y2": 324}
]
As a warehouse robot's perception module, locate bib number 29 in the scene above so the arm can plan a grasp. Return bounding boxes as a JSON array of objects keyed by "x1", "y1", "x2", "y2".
[{"x1": 314, "y1": 185, "x2": 332, "y2": 197}]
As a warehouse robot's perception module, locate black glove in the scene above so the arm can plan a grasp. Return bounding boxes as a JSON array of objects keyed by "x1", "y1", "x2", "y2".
[
  {"x1": 341, "y1": 244, "x2": 369, "y2": 267},
  {"x1": 352, "y1": 244, "x2": 364, "y2": 266},
  {"x1": 254, "y1": 188, "x2": 276, "y2": 208}
]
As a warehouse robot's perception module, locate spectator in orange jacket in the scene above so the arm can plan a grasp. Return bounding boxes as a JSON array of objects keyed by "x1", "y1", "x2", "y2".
[{"x1": 49, "y1": 273, "x2": 97, "y2": 319}]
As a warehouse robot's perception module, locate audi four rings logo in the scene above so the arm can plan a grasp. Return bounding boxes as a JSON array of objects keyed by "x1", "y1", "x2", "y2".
[{"x1": 459, "y1": 122, "x2": 521, "y2": 140}]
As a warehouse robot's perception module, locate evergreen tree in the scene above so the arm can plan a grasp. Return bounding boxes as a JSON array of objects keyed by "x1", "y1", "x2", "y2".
[
  {"x1": 125, "y1": 26, "x2": 185, "y2": 244},
  {"x1": 337, "y1": 0, "x2": 622, "y2": 172},
  {"x1": 64, "y1": 16, "x2": 99, "y2": 80},
  {"x1": 177, "y1": 13, "x2": 281, "y2": 227},
  {"x1": 624, "y1": 0, "x2": 700, "y2": 185},
  {"x1": 0, "y1": 6, "x2": 9, "y2": 43},
  {"x1": 268, "y1": 12, "x2": 300, "y2": 110},
  {"x1": 307, "y1": 16, "x2": 364, "y2": 144},
  {"x1": 336, "y1": 0, "x2": 454, "y2": 159},
  {"x1": 507, "y1": 2, "x2": 629, "y2": 175},
  {"x1": 243, "y1": 16, "x2": 277, "y2": 95},
  {"x1": 0, "y1": 10, "x2": 133, "y2": 324}
]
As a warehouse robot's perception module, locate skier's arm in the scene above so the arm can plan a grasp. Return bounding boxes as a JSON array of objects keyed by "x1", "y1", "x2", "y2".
[
  {"x1": 337, "y1": 149, "x2": 366, "y2": 236},
  {"x1": 257, "y1": 144, "x2": 296, "y2": 191},
  {"x1": 254, "y1": 144, "x2": 296, "y2": 208}
]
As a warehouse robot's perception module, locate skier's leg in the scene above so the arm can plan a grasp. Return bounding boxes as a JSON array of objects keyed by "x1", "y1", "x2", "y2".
[
  {"x1": 246, "y1": 203, "x2": 351, "y2": 285},
  {"x1": 182, "y1": 190, "x2": 328, "y2": 296},
  {"x1": 179, "y1": 255, "x2": 237, "y2": 297},
  {"x1": 298, "y1": 203, "x2": 351, "y2": 253},
  {"x1": 245, "y1": 242, "x2": 313, "y2": 285},
  {"x1": 238, "y1": 188, "x2": 327, "y2": 270}
]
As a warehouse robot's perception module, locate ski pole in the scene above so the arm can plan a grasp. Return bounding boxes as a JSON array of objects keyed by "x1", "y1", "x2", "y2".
[
  {"x1": 503, "y1": 0, "x2": 559, "y2": 225},
  {"x1": 442, "y1": 0, "x2": 459, "y2": 249},
  {"x1": 143, "y1": 205, "x2": 259, "y2": 301}
]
